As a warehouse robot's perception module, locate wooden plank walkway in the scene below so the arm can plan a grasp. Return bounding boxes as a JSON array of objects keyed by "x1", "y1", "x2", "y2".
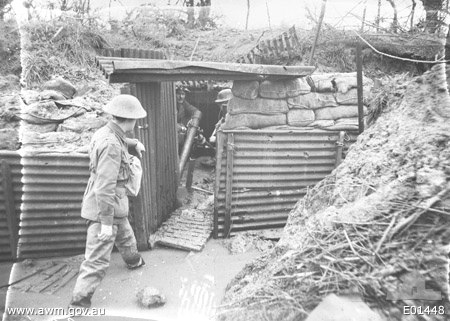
[{"x1": 150, "y1": 202, "x2": 214, "y2": 252}]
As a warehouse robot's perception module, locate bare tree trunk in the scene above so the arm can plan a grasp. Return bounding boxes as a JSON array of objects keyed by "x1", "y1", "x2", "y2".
[
  {"x1": 386, "y1": 0, "x2": 399, "y2": 33},
  {"x1": 309, "y1": 0, "x2": 327, "y2": 65},
  {"x1": 376, "y1": 0, "x2": 381, "y2": 31},
  {"x1": 245, "y1": 0, "x2": 250, "y2": 30},
  {"x1": 421, "y1": 0, "x2": 444, "y2": 33},
  {"x1": 361, "y1": 3, "x2": 367, "y2": 33},
  {"x1": 411, "y1": 0, "x2": 416, "y2": 31},
  {"x1": 266, "y1": 0, "x2": 272, "y2": 30}
]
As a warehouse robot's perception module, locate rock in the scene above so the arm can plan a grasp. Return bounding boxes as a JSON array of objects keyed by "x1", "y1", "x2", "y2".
[
  {"x1": 42, "y1": 77, "x2": 77, "y2": 99},
  {"x1": 136, "y1": 287, "x2": 166, "y2": 308},
  {"x1": 305, "y1": 294, "x2": 383, "y2": 321}
]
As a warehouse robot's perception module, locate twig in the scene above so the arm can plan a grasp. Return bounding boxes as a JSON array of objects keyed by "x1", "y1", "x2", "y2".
[
  {"x1": 189, "y1": 37, "x2": 200, "y2": 61},
  {"x1": 390, "y1": 185, "x2": 450, "y2": 237},
  {"x1": 374, "y1": 213, "x2": 397, "y2": 254},
  {"x1": 343, "y1": 229, "x2": 375, "y2": 268},
  {"x1": 352, "y1": 30, "x2": 448, "y2": 64}
]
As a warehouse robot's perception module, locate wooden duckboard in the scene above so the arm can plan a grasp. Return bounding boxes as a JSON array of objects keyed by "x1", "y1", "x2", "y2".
[{"x1": 150, "y1": 208, "x2": 213, "y2": 252}]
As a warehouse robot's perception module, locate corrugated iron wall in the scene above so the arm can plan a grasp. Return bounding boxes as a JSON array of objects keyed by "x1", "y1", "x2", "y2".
[
  {"x1": 18, "y1": 153, "x2": 89, "y2": 259},
  {"x1": 103, "y1": 48, "x2": 178, "y2": 245},
  {"x1": 214, "y1": 130, "x2": 357, "y2": 238},
  {"x1": 0, "y1": 152, "x2": 22, "y2": 261},
  {"x1": 156, "y1": 82, "x2": 179, "y2": 225}
]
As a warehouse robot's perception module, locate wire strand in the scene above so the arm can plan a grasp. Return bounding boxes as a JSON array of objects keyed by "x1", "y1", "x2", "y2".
[{"x1": 352, "y1": 30, "x2": 447, "y2": 64}]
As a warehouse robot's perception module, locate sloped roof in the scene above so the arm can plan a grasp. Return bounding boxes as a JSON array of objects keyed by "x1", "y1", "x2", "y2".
[{"x1": 96, "y1": 57, "x2": 315, "y2": 82}]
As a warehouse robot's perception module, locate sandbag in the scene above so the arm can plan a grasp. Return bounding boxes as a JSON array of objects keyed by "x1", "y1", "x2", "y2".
[
  {"x1": 287, "y1": 93, "x2": 338, "y2": 109},
  {"x1": 333, "y1": 75, "x2": 374, "y2": 93},
  {"x1": 58, "y1": 113, "x2": 108, "y2": 133},
  {"x1": 259, "y1": 78, "x2": 310, "y2": 99},
  {"x1": 42, "y1": 77, "x2": 77, "y2": 99},
  {"x1": 231, "y1": 80, "x2": 259, "y2": 100},
  {"x1": 309, "y1": 72, "x2": 373, "y2": 93},
  {"x1": 39, "y1": 90, "x2": 67, "y2": 101},
  {"x1": 228, "y1": 96, "x2": 289, "y2": 115},
  {"x1": 222, "y1": 113, "x2": 286, "y2": 130},
  {"x1": 22, "y1": 122, "x2": 58, "y2": 133},
  {"x1": 334, "y1": 88, "x2": 372, "y2": 105},
  {"x1": 309, "y1": 74, "x2": 338, "y2": 92},
  {"x1": 314, "y1": 105, "x2": 367, "y2": 120},
  {"x1": 335, "y1": 117, "x2": 359, "y2": 125},
  {"x1": 286, "y1": 109, "x2": 315, "y2": 127},
  {"x1": 307, "y1": 120, "x2": 335, "y2": 128}
]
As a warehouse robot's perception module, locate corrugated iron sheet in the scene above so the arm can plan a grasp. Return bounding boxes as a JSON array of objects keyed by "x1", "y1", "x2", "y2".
[
  {"x1": 0, "y1": 151, "x2": 22, "y2": 261},
  {"x1": 104, "y1": 48, "x2": 178, "y2": 247},
  {"x1": 214, "y1": 130, "x2": 357, "y2": 238},
  {"x1": 156, "y1": 81, "x2": 178, "y2": 224},
  {"x1": 18, "y1": 153, "x2": 89, "y2": 259}
]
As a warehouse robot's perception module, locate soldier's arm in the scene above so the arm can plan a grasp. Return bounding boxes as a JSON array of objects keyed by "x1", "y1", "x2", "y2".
[{"x1": 94, "y1": 140, "x2": 121, "y2": 226}]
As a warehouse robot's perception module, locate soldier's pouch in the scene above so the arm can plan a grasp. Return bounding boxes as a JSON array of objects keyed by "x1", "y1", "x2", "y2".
[
  {"x1": 125, "y1": 155, "x2": 142, "y2": 197},
  {"x1": 114, "y1": 186, "x2": 128, "y2": 217}
]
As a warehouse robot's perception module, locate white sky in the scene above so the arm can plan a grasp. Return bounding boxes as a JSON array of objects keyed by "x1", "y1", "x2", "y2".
[{"x1": 12, "y1": 0, "x2": 427, "y2": 31}]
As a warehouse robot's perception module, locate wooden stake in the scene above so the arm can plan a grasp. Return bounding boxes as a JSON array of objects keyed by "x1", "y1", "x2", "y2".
[
  {"x1": 356, "y1": 42, "x2": 365, "y2": 134},
  {"x1": 308, "y1": 0, "x2": 327, "y2": 65}
]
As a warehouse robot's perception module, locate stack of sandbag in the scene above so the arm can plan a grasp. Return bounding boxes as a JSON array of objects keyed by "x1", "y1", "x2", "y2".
[
  {"x1": 304, "y1": 72, "x2": 373, "y2": 131},
  {"x1": 222, "y1": 72, "x2": 373, "y2": 132},
  {"x1": 19, "y1": 77, "x2": 110, "y2": 153},
  {"x1": 223, "y1": 78, "x2": 311, "y2": 130}
]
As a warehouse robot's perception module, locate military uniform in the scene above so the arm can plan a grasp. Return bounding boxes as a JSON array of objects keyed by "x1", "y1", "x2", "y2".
[
  {"x1": 70, "y1": 121, "x2": 142, "y2": 308},
  {"x1": 177, "y1": 100, "x2": 201, "y2": 126}
]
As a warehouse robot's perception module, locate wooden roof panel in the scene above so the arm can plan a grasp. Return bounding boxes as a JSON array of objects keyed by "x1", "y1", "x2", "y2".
[{"x1": 96, "y1": 57, "x2": 315, "y2": 83}]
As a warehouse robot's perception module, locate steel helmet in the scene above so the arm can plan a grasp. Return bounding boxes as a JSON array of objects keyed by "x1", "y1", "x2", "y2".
[
  {"x1": 104, "y1": 95, "x2": 147, "y2": 119},
  {"x1": 215, "y1": 89, "x2": 232, "y2": 103}
]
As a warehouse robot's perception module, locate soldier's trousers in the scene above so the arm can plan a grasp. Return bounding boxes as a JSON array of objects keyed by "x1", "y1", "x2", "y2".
[{"x1": 70, "y1": 219, "x2": 141, "y2": 308}]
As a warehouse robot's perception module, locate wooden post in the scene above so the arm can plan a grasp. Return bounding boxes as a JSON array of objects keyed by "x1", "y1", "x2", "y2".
[
  {"x1": 1, "y1": 160, "x2": 18, "y2": 259},
  {"x1": 356, "y1": 42, "x2": 365, "y2": 134},
  {"x1": 224, "y1": 133, "x2": 235, "y2": 238},
  {"x1": 308, "y1": 0, "x2": 327, "y2": 65},
  {"x1": 213, "y1": 131, "x2": 225, "y2": 238},
  {"x1": 335, "y1": 131, "x2": 345, "y2": 166},
  {"x1": 185, "y1": 158, "x2": 196, "y2": 189}
]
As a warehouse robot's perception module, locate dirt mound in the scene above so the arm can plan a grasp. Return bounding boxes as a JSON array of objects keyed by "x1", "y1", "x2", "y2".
[{"x1": 217, "y1": 64, "x2": 450, "y2": 321}]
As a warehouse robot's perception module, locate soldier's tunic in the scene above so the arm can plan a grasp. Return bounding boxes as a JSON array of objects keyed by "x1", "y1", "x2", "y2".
[{"x1": 70, "y1": 121, "x2": 141, "y2": 308}]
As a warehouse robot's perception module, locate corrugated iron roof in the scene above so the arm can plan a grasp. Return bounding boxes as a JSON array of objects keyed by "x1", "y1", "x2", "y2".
[{"x1": 96, "y1": 57, "x2": 315, "y2": 83}]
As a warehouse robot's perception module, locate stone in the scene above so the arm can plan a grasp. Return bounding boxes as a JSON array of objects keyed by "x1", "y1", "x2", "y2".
[
  {"x1": 305, "y1": 294, "x2": 383, "y2": 321},
  {"x1": 42, "y1": 77, "x2": 77, "y2": 99},
  {"x1": 136, "y1": 287, "x2": 166, "y2": 308}
]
